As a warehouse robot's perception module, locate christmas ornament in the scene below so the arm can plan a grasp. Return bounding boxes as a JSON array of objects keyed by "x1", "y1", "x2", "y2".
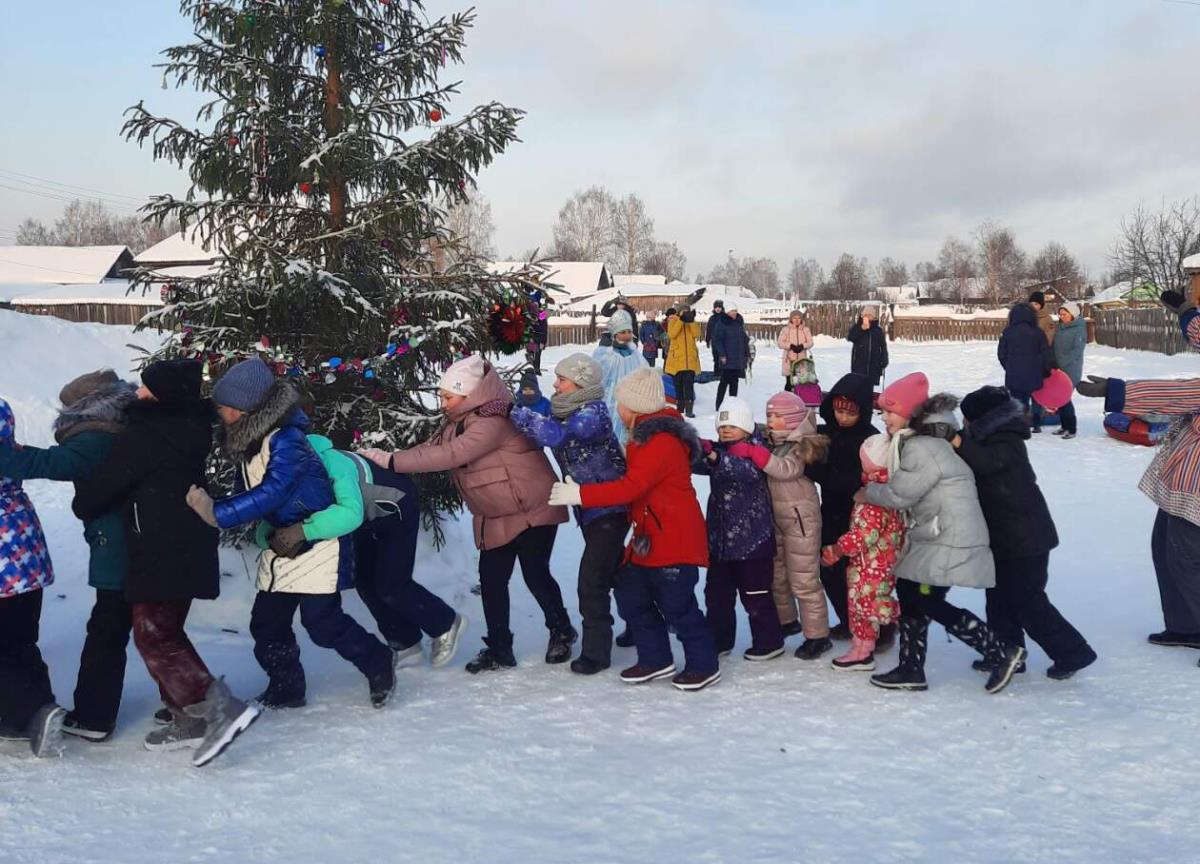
[
  {"x1": 429, "y1": 109, "x2": 442, "y2": 122},
  {"x1": 375, "y1": 42, "x2": 385, "y2": 53},
  {"x1": 299, "y1": 182, "x2": 312, "y2": 194},
  {"x1": 315, "y1": 44, "x2": 326, "y2": 58},
  {"x1": 227, "y1": 135, "x2": 239, "y2": 147},
  {"x1": 488, "y1": 302, "x2": 534, "y2": 355}
]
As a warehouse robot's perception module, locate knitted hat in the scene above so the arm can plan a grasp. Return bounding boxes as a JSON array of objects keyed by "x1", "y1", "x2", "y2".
[
  {"x1": 554, "y1": 353, "x2": 602, "y2": 390},
  {"x1": 832, "y1": 394, "x2": 860, "y2": 415},
  {"x1": 1059, "y1": 301, "x2": 1081, "y2": 320},
  {"x1": 143, "y1": 359, "x2": 204, "y2": 407},
  {"x1": 767, "y1": 390, "x2": 807, "y2": 431},
  {"x1": 438, "y1": 354, "x2": 487, "y2": 396},
  {"x1": 607, "y1": 309, "x2": 634, "y2": 335},
  {"x1": 211, "y1": 357, "x2": 274, "y2": 411},
  {"x1": 725, "y1": 302, "x2": 739, "y2": 313},
  {"x1": 878, "y1": 372, "x2": 929, "y2": 419},
  {"x1": 860, "y1": 434, "x2": 891, "y2": 475},
  {"x1": 712, "y1": 299, "x2": 725, "y2": 310},
  {"x1": 861, "y1": 304, "x2": 879, "y2": 319},
  {"x1": 961, "y1": 385, "x2": 1012, "y2": 422},
  {"x1": 60, "y1": 369, "x2": 120, "y2": 407},
  {"x1": 715, "y1": 396, "x2": 754, "y2": 434},
  {"x1": 614, "y1": 367, "x2": 665, "y2": 416},
  {"x1": 1028, "y1": 291, "x2": 1046, "y2": 307},
  {"x1": 518, "y1": 370, "x2": 542, "y2": 401}
]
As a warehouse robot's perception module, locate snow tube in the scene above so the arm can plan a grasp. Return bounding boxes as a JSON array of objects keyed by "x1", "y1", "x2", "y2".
[
  {"x1": 696, "y1": 370, "x2": 719, "y2": 385},
  {"x1": 663, "y1": 374, "x2": 677, "y2": 406},
  {"x1": 1104, "y1": 412, "x2": 1172, "y2": 447},
  {"x1": 793, "y1": 383, "x2": 823, "y2": 407},
  {"x1": 1033, "y1": 370, "x2": 1073, "y2": 411}
]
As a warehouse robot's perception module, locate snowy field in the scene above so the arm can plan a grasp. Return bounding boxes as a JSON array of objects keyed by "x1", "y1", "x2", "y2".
[{"x1": 1, "y1": 308, "x2": 1198, "y2": 863}]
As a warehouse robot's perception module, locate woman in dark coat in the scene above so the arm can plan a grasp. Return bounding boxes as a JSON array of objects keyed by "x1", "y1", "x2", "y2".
[
  {"x1": 847, "y1": 305, "x2": 889, "y2": 388},
  {"x1": 955, "y1": 386, "x2": 1097, "y2": 679},
  {"x1": 997, "y1": 303, "x2": 1053, "y2": 431},
  {"x1": 713, "y1": 305, "x2": 750, "y2": 410}
]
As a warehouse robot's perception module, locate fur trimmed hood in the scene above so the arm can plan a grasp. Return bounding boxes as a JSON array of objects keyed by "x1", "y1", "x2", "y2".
[
  {"x1": 54, "y1": 382, "x2": 137, "y2": 444},
  {"x1": 910, "y1": 393, "x2": 960, "y2": 442},
  {"x1": 631, "y1": 409, "x2": 704, "y2": 464},
  {"x1": 966, "y1": 396, "x2": 1028, "y2": 442},
  {"x1": 221, "y1": 377, "x2": 307, "y2": 463}
]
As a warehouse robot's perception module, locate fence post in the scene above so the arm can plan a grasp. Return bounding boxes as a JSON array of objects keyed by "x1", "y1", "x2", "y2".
[{"x1": 588, "y1": 304, "x2": 597, "y2": 343}]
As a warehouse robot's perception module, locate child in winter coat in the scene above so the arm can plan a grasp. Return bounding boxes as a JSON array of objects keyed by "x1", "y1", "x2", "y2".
[
  {"x1": 806, "y1": 373, "x2": 881, "y2": 641},
  {"x1": 360, "y1": 354, "x2": 575, "y2": 674},
  {"x1": 695, "y1": 397, "x2": 784, "y2": 661},
  {"x1": 639, "y1": 314, "x2": 666, "y2": 368},
  {"x1": 760, "y1": 391, "x2": 831, "y2": 658},
  {"x1": 821, "y1": 434, "x2": 904, "y2": 671},
  {"x1": 777, "y1": 310, "x2": 814, "y2": 392},
  {"x1": 516, "y1": 370, "x2": 551, "y2": 417},
  {"x1": 1051, "y1": 302, "x2": 1086, "y2": 439},
  {"x1": 956, "y1": 386, "x2": 1097, "y2": 679},
  {"x1": 513, "y1": 353, "x2": 630, "y2": 675},
  {"x1": 0, "y1": 397, "x2": 64, "y2": 757},
  {"x1": 594, "y1": 309, "x2": 648, "y2": 449},
  {"x1": 550, "y1": 367, "x2": 720, "y2": 691},
  {"x1": 74, "y1": 360, "x2": 257, "y2": 766},
  {"x1": 863, "y1": 373, "x2": 1026, "y2": 694},
  {"x1": 186, "y1": 358, "x2": 395, "y2": 710},
  {"x1": 0, "y1": 371, "x2": 137, "y2": 742}
]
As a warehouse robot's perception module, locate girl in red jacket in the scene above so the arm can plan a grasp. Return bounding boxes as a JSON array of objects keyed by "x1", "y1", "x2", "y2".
[{"x1": 550, "y1": 367, "x2": 720, "y2": 691}]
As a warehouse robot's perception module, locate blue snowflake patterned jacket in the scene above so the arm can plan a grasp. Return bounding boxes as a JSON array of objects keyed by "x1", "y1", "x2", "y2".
[
  {"x1": 694, "y1": 432, "x2": 776, "y2": 563},
  {"x1": 0, "y1": 399, "x2": 54, "y2": 597}
]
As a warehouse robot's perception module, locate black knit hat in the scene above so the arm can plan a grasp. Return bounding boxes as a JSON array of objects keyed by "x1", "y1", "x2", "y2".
[
  {"x1": 712, "y1": 299, "x2": 725, "y2": 309},
  {"x1": 142, "y1": 359, "x2": 203, "y2": 405},
  {"x1": 1028, "y1": 291, "x2": 1046, "y2": 307},
  {"x1": 961, "y1": 385, "x2": 1013, "y2": 422}
]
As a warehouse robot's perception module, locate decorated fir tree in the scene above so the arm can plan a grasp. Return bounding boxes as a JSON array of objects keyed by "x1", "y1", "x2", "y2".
[{"x1": 123, "y1": 0, "x2": 546, "y2": 531}]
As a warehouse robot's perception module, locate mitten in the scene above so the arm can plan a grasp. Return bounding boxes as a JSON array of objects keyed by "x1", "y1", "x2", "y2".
[
  {"x1": 727, "y1": 442, "x2": 771, "y2": 470},
  {"x1": 185, "y1": 485, "x2": 217, "y2": 528},
  {"x1": 548, "y1": 476, "x2": 582, "y2": 507},
  {"x1": 269, "y1": 524, "x2": 309, "y2": 558},
  {"x1": 1160, "y1": 290, "x2": 1193, "y2": 316},
  {"x1": 1074, "y1": 375, "x2": 1109, "y2": 399},
  {"x1": 821, "y1": 545, "x2": 841, "y2": 566}
]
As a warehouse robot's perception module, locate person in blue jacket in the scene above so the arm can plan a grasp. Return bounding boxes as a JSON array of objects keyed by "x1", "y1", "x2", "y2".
[
  {"x1": 515, "y1": 370, "x2": 551, "y2": 417},
  {"x1": 0, "y1": 370, "x2": 137, "y2": 742},
  {"x1": 185, "y1": 358, "x2": 394, "y2": 710},
  {"x1": 713, "y1": 303, "x2": 750, "y2": 410},
  {"x1": 998, "y1": 303, "x2": 1053, "y2": 433}
]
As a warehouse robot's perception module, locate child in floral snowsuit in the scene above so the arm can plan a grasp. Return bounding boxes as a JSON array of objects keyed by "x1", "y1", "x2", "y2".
[{"x1": 822, "y1": 433, "x2": 903, "y2": 671}]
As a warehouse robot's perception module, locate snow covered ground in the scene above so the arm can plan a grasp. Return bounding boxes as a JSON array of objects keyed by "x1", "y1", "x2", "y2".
[{"x1": 1, "y1": 309, "x2": 1198, "y2": 863}]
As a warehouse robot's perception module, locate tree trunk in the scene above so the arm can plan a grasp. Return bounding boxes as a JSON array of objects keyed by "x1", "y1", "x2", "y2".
[{"x1": 324, "y1": 47, "x2": 348, "y2": 261}]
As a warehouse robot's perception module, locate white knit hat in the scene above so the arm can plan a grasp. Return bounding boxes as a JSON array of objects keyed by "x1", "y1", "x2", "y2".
[
  {"x1": 438, "y1": 354, "x2": 486, "y2": 396},
  {"x1": 607, "y1": 309, "x2": 634, "y2": 335},
  {"x1": 715, "y1": 397, "x2": 754, "y2": 434},
  {"x1": 860, "y1": 433, "x2": 891, "y2": 474},
  {"x1": 1059, "y1": 301, "x2": 1081, "y2": 320},
  {"x1": 615, "y1": 367, "x2": 665, "y2": 415}
]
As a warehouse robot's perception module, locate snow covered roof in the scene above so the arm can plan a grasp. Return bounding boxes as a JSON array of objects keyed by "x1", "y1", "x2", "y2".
[
  {"x1": 613, "y1": 273, "x2": 666, "y2": 287},
  {"x1": 487, "y1": 261, "x2": 611, "y2": 300},
  {"x1": 2, "y1": 280, "x2": 162, "y2": 307},
  {"x1": 1183, "y1": 253, "x2": 1200, "y2": 274},
  {"x1": 0, "y1": 246, "x2": 135, "y2": 285},
  {"x1": 1090, "y1": 280, "x2": 1160, "y2": 305},
  {"x1": 134, "y1": 229, "x2": 220, "y2": 267}
]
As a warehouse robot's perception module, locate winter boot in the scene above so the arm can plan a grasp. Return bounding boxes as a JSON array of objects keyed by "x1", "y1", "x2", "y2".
[
  {"x1": 744, "y1": 646, "x2": 785, "y2": 661},
  {"x1": 985, "y1": 645, "x2": 1028, "y2": 694},
  {"x1": 619, "y1": 662, "x2": 677, "y2": 684},
  {"x1": 832, "y1": 637, "x2": 876, "y2": 671},
  {"x1": 0, "y1": 724, "x2": 27, "y2": 741},
  {"x1": 185, "y1": 677, "x2": 260, "y2": 768},
  {"x1": 671, "y1": 669, "x2": 721, "y2": 692},
  {"x1": 465, "y1": 637, "x2": 517, "y2": 674},
  {"x1": 944, "y1": 609, "x2": 1024, "y2": 694},
  {"x1": 794, "y1": 637, "x2": 833, "y2": 660},
  {"x1": 685, "y1": 401, "x2": 696, "y2": 419},
  {"x1": 391, "y1": 641, "x2": 424, "y2": 671},
  {"x1": 62, "y1": 712, "x2": 113, "y2": 743},
  {"x1": 545, "y1": 621, "x2": 579, "y2": 665},
  {"x1": 780, "y1": 620, "x2": 804, "y2": 639},
  {"x1": 870, "y1": 615, "x2": 929, "y2": 691},
  {"x1": 828, "y1": 622, "x2": 852, "y2": 640},
  {"x1": 144, "y1": 711, "x2": 206, "y2": 752},
  {"x1": 368, "y1": 663, "x2": 397, "y2": 709},
  {"x1": 971, "y1": 657, "x2": 1026, "y2": 674},
  {"x1": 1047, "y1": 646, "x2": 1098, "y2": 680},
  {"x1": 27, "y1": 703, "x2": 66, "y2": 758},
  {"x1": 570, "y1": 656, "x2": 609, "y2": 676},
  {"x1": 615, "y1": 627, "x2": 636, "y2": 648},
  {"x1": 254, "y1": 687, "x2": 307, "y2": 710},
  {"x1": 876, "y1": 623, "x2": 897, "y2": 651},
  {"x1": 1147, "y1": 630, "x2": 1200, "y2": 649},
  {"x1": 430, "y1": 614, "x2": 469, "y2": 669}
]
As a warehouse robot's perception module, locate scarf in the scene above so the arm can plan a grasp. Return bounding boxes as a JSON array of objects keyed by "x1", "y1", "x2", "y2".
[{"x1": 550, "y1": 383, "x2": 605, "y2": 419}]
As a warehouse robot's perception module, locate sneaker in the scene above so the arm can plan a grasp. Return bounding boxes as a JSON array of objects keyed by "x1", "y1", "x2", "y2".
[
  {"x1": 430, "y1": 614, "x2": 468, "y2": 668},
  {"x1": 1031, "y1": 426, "x2": 1043, "y2": 434},
  {"x1": 27, "y1": 704, "x2": 66, "y2": 758},
  {"x1": 254, "y1": 688, "x2": 307, "y2": 710},
  {"x1": 1046, "y1": 647, "x2": 1097, "y2": 681},
  {"x1": 153, "y1": 706, "x2": 173, "y2": 726},
  {"x1": 1061, "y1": 432, "x2": 1076, "y2": 440},
  {"x1": 545, "y1": 622, "x2": 579, "y2": 665},
  {"x1": 144, "y1": 713, "x2": 206, "y2": 752},
  {"x1": 1052, "y1": 428, "x2": 1066, "y2": 436},
  {"x1": 391, "y1": 641, "x2": 424, "y2": 671},
  {"x1": 570, "y1": 657, "x2": 609, "y2": 676},
  {"x1": 717, "y1": 648, "x2": 732, "y2": 658},
  {"x1": 465, "y1": 639, "x2": 517, "y2": 674},
  {"x1": 780, "y1": 621, "x2": 804, "y2": 639},
  {"x1": 985, "y1": 646, "x2": 1028, "y2": 694},
  {"x1": 62, "y1": 712, "x2": 112, "y2": 743},
  {"x1": 1147, "y1": 630, "x2": 1200, "y2": 649},
  {"x1": 619, "y1": 662, "x2": 676, "y2": 684},
  {"x1": 671, "y1": 669, "x2": 721, "y2": 691},
  {"x1": 615, "y1": 628, "x2": 636, "y2": 648},
  {"x1": 794, "y1": 637, "x2": 833, "y2": 660},
  {"x1": 369, "y1": 664, "x2": 396, "y2": 709},
  {"x1": 828, "y1": 622, "x2": 852, "y2": 640},
  {"x1": 869, "y1": 666, "x2": 928, "y2": 691},
  {"x1": 185, "y1": 678, "x2": 260, "y2": 768},
  {"x1": 743, "y1": 646, "x2": 785, "y2": 661},
  {"x1": 971, "y1": 658, "x2": 1027, "y2": 674}
]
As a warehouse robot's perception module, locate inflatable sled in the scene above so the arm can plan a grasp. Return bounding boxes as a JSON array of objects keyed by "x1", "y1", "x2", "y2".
[{"x1": 1104, "y1": 412, "x2": 1172, "y2": 447}]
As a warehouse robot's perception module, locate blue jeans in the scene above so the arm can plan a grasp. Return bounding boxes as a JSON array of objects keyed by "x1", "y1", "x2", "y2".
[{"x1": 615, "y1": 564, "x2": 718, "y2": 675}]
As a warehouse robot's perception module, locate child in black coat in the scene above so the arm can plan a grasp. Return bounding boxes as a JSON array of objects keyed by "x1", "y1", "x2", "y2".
[{"x1": 955, "y1": 386, "x2": 1097, "y2": 679}]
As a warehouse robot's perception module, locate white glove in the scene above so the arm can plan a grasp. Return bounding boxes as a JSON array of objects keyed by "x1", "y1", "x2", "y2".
[
  {"x1": 548, "y1": 476, "x2": 583, "y2": 507},
  {"x1": 186, "y1": 485, "x2": 218, "y2": 528},
  {"x1": 358, "y1": 447, "x2": 393, "y2": 469}
]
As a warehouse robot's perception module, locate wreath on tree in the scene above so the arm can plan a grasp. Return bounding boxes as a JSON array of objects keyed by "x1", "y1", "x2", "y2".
[{"x1": 488, "y1": 298, "x2": 537, "y2": 355}]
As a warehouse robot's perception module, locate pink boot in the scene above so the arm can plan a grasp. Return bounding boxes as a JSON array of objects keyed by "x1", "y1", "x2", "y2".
[{"x1": 831, "y1": 637, "x2": 876, "y2": 671}]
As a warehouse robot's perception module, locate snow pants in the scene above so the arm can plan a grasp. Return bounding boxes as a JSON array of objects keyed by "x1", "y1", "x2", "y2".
[
  {"x1": 705, "y1": 557, "x2": 784, "y2": 654},
  {"x1": 0, "y1": 589, "x2": 54, "y2": 732},
  {"x1": 478, "y1": 524, "x2": 569, "y2": 649},
  {"x1": 71, "y1": 588, "x2": 133, "y2": 733},
  {"x1": 895, "y1": 580, "x2": 1009, "y2": 673},
  {"x1": 132, "y1": 599, "x2": 213, "y2": 712},
  {"x1": 986, "y1": 553, "x2": 1094, "y2": 667},
  {"x1": 616, "y1": 564, "x2": 718, "y2": 675},
  {"x1": 715, "y1": 369, "x2": 741, "y2": 410},
  {"x1": 673, "y1": 371, "x2": 696, "y2": 409},
  {"x1": 1151, "y1": 509, "x2": 1200, "y2": 634},
  {"x1": 249, "y1": 591, "x2": 391, "y2": 701},
  {"x1": 576, "y1": 514, "x2": 628, "y2": 667},
  {"x1": 846, "y1": 561, "x2": 899, "y2": 641},
  {"x1": 354, "y1": 505, "x2": 456, "y2": 651},
  {"x1": 771, "y1": 529, "x2": 830, "y2": 638}
]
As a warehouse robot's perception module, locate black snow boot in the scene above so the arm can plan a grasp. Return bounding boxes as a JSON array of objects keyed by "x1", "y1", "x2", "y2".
[
  {"x1": 465, "y1": 637, "x2": 517, "y2": 674},
  {"x1": 546, "y1": 621, "x2": 579, "y2": 664},
  {"x1": 615, "y1": 627, "x2": 636, "y2": 648},
  {"x1": 944, "y1": 610, "x2": 1025, "y2": 694},
  {"x1": 870, "y1": 615, "x2": 929, "y2": 691},
  {"x1": 254, "y1": 687, "x2": 307, "y2": 710},
  {"x1": 368, "y1": 663, "x2": 396, "y2": 709},
  {"x1": 794, "y1": 637, "x2": 833, "y2": 660}
]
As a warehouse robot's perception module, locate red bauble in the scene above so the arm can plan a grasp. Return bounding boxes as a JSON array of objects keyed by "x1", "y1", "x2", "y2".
[
  {"x1": 299, "y1": 182, "x2": 312, "y2": 194},
  {"x1": 227, "y1": 135, "x2": 239, "y2": 147},
  {"x1": 429, "y1": 109, "x2": 442, "y2": 122}
]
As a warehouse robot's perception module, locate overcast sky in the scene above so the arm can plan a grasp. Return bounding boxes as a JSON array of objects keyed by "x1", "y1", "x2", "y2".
[{"x1": 2, "y1": 0, "x2": 1198, "y2": 281}]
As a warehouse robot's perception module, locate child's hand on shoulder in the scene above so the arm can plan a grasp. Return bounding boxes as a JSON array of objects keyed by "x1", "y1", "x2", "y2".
[{"x1": 821, "y1": 545, "x2": 841, "y2": 566}]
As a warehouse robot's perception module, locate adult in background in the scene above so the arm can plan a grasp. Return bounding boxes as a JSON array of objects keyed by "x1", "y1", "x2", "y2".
[
  {"x1": 1052, "y1": 301, "x2": 1086, "y2": 440},
  {"x1": 599, "y1": 295, "x2": 639, "y2": 348},
  {"x1": 714, "y1": 303, "x2": 749, "y2": 411},
  {"x1": 665, "y1": 306, "x2": 702, "y2": 419},
  {"x1": 1029, "y1": 291, "x2": 1057, "y2": 348},
  {"x1": 777, "y1": 309, "x2": 814, "y2": 392},
  {"x1": 705, "y1": 299, "x2": 727, "y2": 372},
  {"x1": 593, "y1": 309, "x2": 648, "y2": 449},
  {"x1": 639, "y1": 312, "x2": 665, "y2": 368},
  {"x1": 847, "y1": 304, "x2": 888, "y2": 389},
  {"x1": 998, "y1": 303, "x2": 1052, "y2": 433}
]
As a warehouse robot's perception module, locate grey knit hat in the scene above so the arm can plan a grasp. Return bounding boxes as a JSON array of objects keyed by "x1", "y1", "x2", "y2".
[
  {"x1": 59, "y1": 369, "x2": 120, "y2": 407},
  {"x1": 607, "y1": 309, "x2": 634, "y2": 335},
  {"x1": 615, "y1": 367, "x2": 665, "y2": 415},
  {"x1": 212, "y1": 357, "x2": 276, "y2": 412},
  {"x1": 554, "y1": 353, "x2": 602, "y2": 390}
]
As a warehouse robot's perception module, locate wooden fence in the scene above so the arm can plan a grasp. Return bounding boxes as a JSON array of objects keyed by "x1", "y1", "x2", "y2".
[
  {"x1": 1087, "y1": 306, "x2": 1193, "y2": 356},
  {"x1": 9, "y1": 302, "x2": 162, "y2": 327},
  {"x1": 890, "y1": 317, "x2": 1008, "y2": 342}
]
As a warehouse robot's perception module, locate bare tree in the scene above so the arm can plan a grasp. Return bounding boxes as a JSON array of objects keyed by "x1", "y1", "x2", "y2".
[
  {"x1": 15, "y1": 200, "x2": 177, "y2": 253},
  {"x1": 912, "y1": 259, "x2": 942, "y2": 283},
  {"x1": 642, "y1": 240, "x2": 687, "y2": 282},
  {"x1": 551, "y1": 186, "x2": 617, "y2": 264},
  {"x1": 976, "y1": 220, "x2": 1027, "y2": 304},
  {"x1": 1029, "y1": 241, "x2": 1082, "y2": 292},
  {"x1": 610, "y1": 194, "x2": 656, "y2": 274},
  {"x1": 936, "y1": 236, "x2": 976, "y2": 301},
  {"x1": 1110, "y1": 197, "x2": 1200, "y2": 294},
  {"x1": 446, "y1": 193, "x2": 496, "y2": 260},
  {"x1": 15, "y1": 218, "x2": 51, "y2": 246},
  {"x1": 819, "y1": 253, "x2": 872, "y2": 301},
  {"x1": 786, "y1": 257, "x2": 825, "y2": 303},
  {"x1": 876, "y1": 256, "x2": 909, "y2": 286},
  {"x1": 707, "y1": 255, "x2": 781, "y2": 298}
]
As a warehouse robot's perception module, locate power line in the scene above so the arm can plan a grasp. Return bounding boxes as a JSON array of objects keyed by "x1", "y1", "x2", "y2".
[
  {"x1": 0, "y1": 167, "x2": 148, "y2": 205},
  {"x1": 0, "y1": 254, "x2": 131, "y2": 280},
  {"x1": 0, "y1": 182, "x2": 143, "y2": 214}
]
